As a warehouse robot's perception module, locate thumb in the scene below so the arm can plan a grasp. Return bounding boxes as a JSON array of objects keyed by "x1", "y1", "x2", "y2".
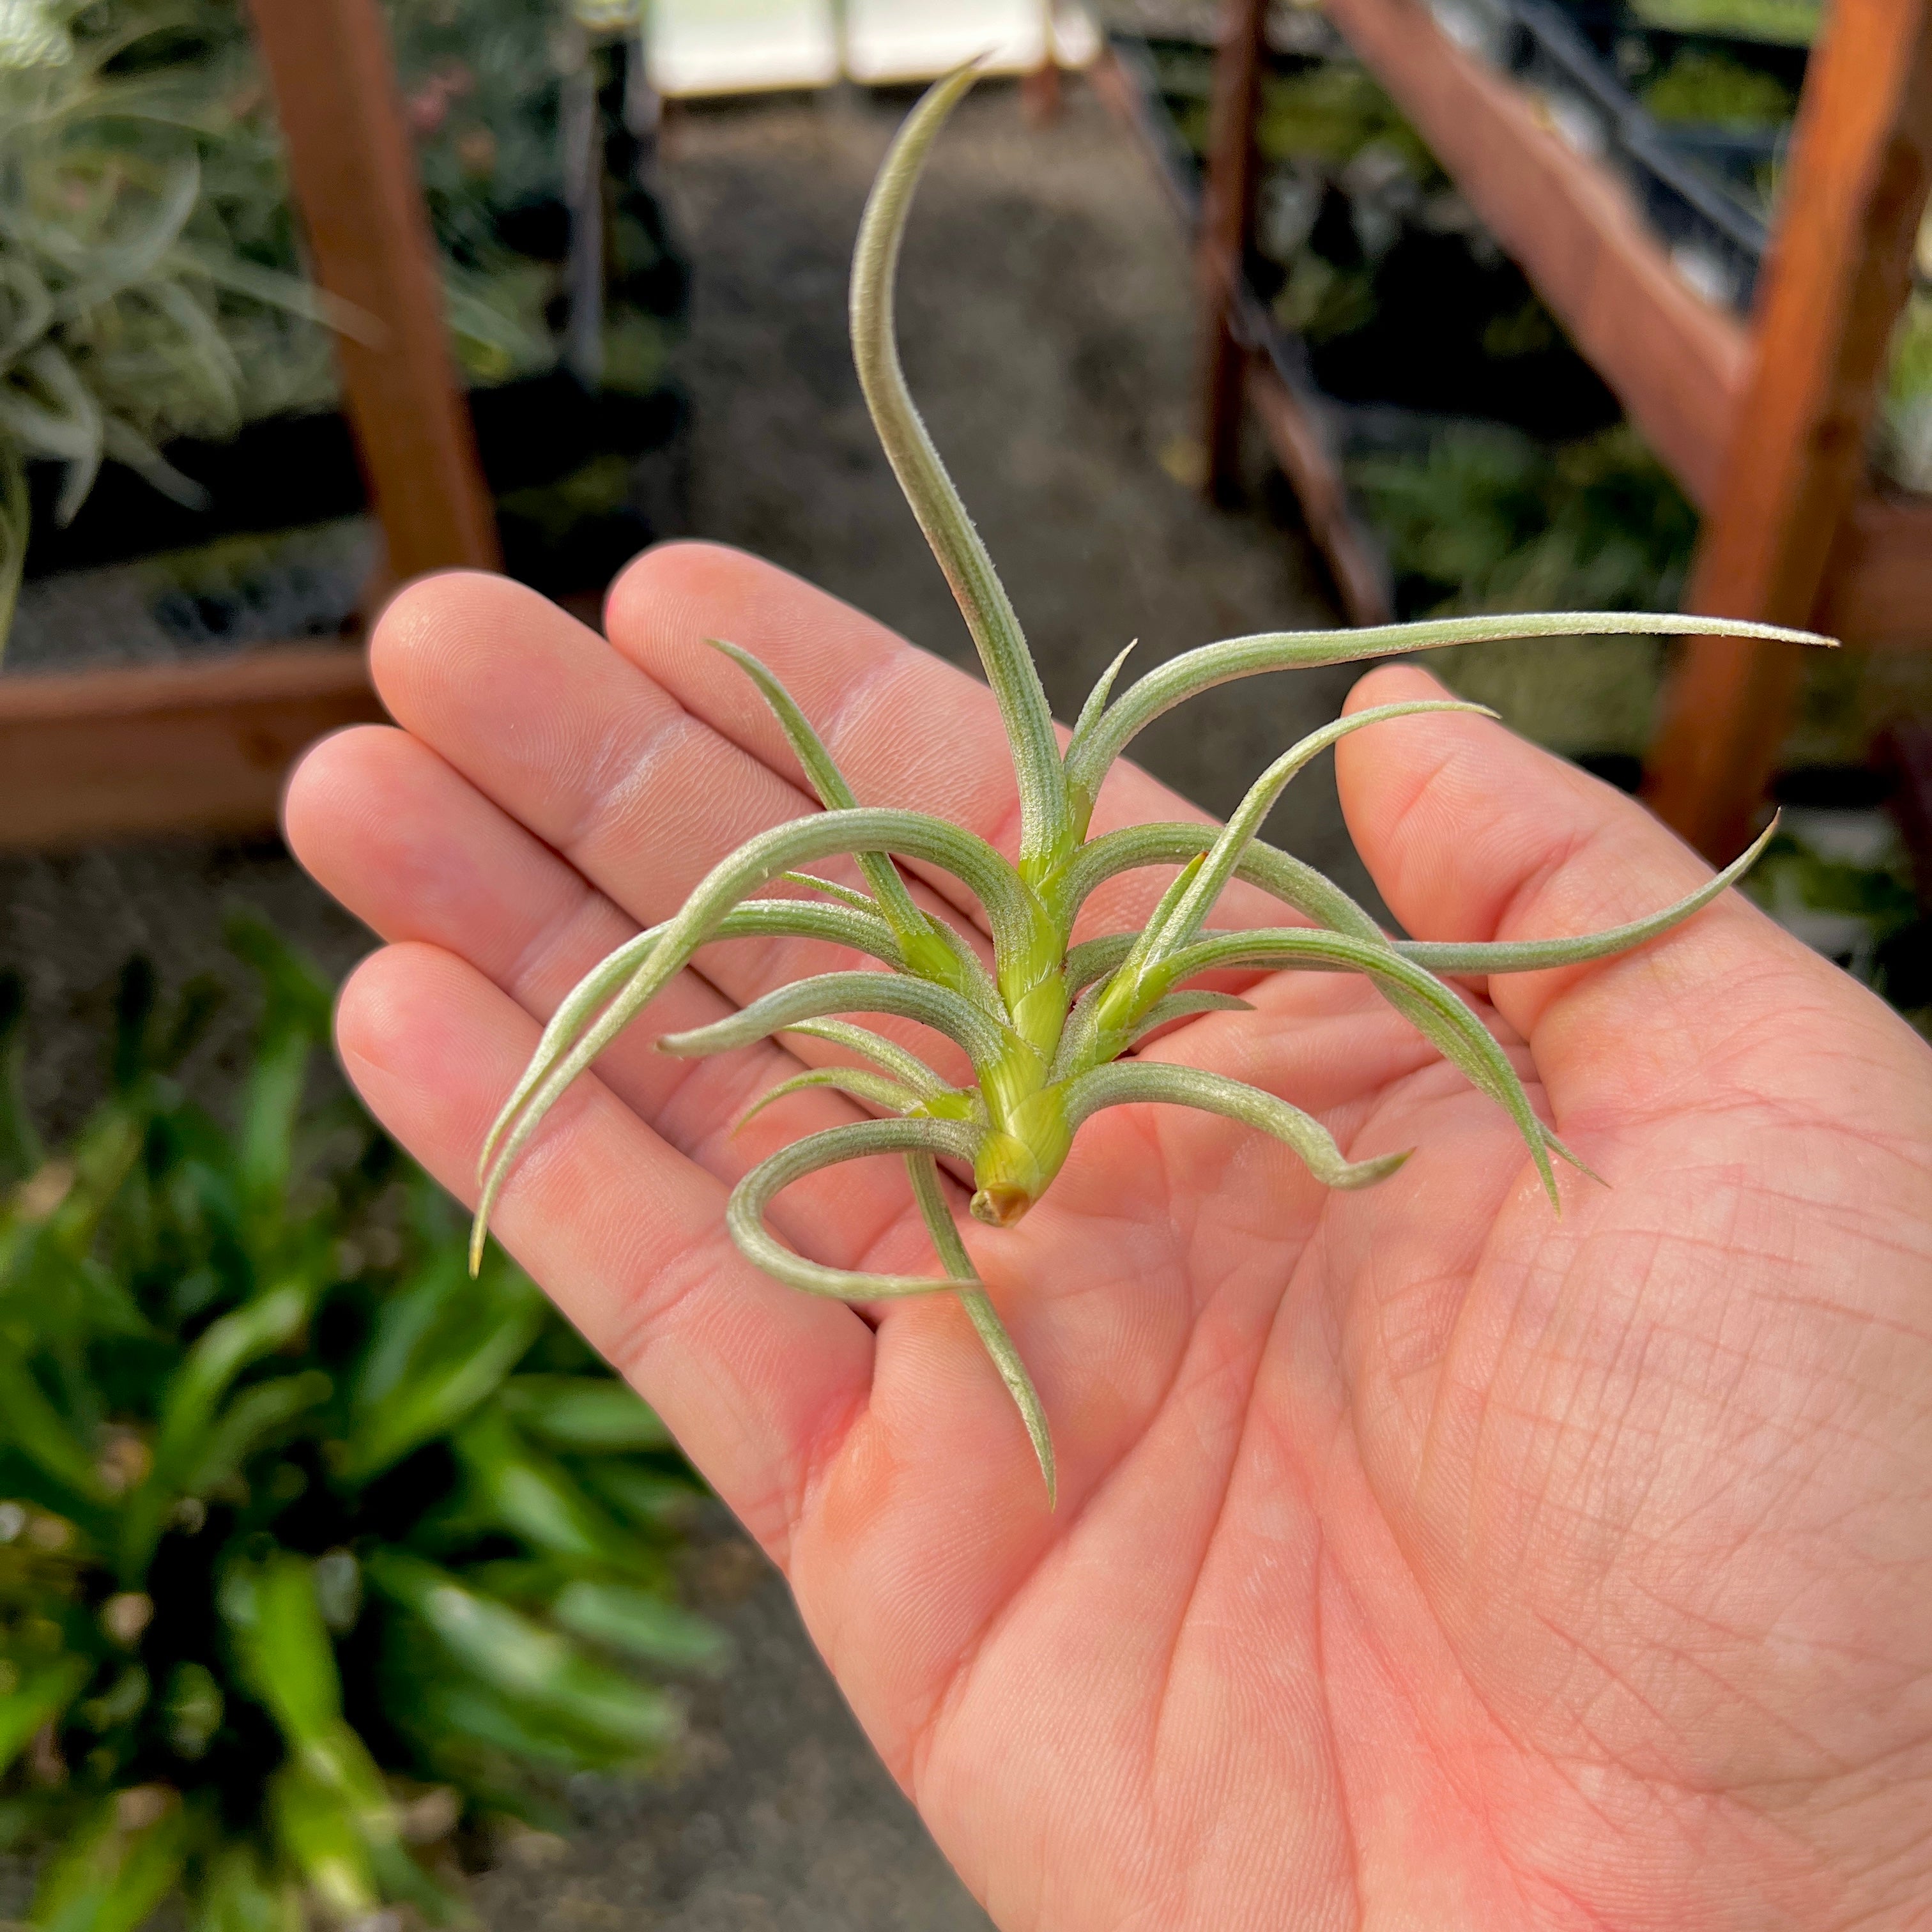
[{"x1": 1331, "y1": 661, "x2": 1862, "y2": 1116}]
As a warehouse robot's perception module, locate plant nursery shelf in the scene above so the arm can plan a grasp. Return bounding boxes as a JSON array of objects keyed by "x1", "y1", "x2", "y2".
[
  {"x1": 1326, "y1": 0, "x2": 1932, "y2": 652},
  {"x1": 1181, "y1": 0, "x2": 1932, "y2": 859},
  {"x1": 9, "y1": 0, "x2": 503, "y2": 854},
  {"x1": 0, "y1": 645, "x2": 381, "y2": 852}
]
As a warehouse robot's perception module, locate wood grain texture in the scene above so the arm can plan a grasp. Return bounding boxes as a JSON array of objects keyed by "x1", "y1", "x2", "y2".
[
  {"x1": 1646, "y1": 0, "x2": 1932, "y2": 855},
  {"x1": 1816, "y1": 493, "x2": 1932, "y2": 652},
  {"x1": 245, "y1": 0, "x2": 500, "y2": 583},
  {"x1": 1198, "y1": 0, "x2": 1269, "y2": 498},
  {"x1": 1323, "y1": 0, "x2": 1747, "y2": 508},
  {"x1": 0, "y1": 647, "x2": 382, "y2": 851}
]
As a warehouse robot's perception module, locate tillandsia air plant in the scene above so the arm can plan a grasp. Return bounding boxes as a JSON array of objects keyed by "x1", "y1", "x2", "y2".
[
  {"x1": 0, "y1": 920, "x2": 720, "y2": 1929},
  {"x1": 470, "y1": 68, "x2": 1824, "y2": 1506}
]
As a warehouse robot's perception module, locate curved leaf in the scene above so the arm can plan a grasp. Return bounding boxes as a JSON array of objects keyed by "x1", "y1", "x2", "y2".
[
  {"x1": 725, "y1": 1116, "x2": 985, "y2": 1300},
  {"x1": 473, "y1": 806, "x2": 1031, "y2": 1271},
  {"x1": 905, "y1": 1152, "x2": 1054, "y2": 1503},
  {"x1": 777, "y1": 1017, "x2": 953, "y2": 1096},
  {"x1": 707, "y1": 638, "x2": 926, "y2": 936},
  {"x1": 1062, "y1": 1060, "x2": 1411, "y2": 1191},
  {"x1": 659, "y1": 968, "x2": 1013, "y2": 1070},
  {"x1": 1397, "y1": 818, "x2": 1779, "y2": 974},
  {"x1": 1162, "y1": 928, "x2": 1563, "y2": 1204},
  {"x1": 1066, "y1": 610, "x2": 1834, "y2": 803},
  {"x1": 850, "y1": 65, "x2": 1068, "y2": 875},
  {"x1": 733, "y1": 1064, "x2": 926, "y2": 1130}
]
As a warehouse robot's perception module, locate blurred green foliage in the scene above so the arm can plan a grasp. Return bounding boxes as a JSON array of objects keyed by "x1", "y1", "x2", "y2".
[
  {"x1": 1252, "y1": 63, "x2": 1436, "y2": 179},
  {"x1": 1348, "y1": 425, "x2": 1699, "y2": 754},
  {"x1": 0, "y1": 918, "x2": 719, "y2": 1928},
  {"x1": 1881, "y1": 288, "x2": 1932, "y2": 494},
  {"x1": 1, "y1": 0, "x2": 676, "y2": 651},
  {"x1": 1627, "y1": 0, "x2": 1820, "y2": 46},
  {"x1": 1349, "y1": 422, "x2": 1698, "y2": 617},
  {"x1": 1641, "y1": 48, "x2": 1795, "y2": 126}
]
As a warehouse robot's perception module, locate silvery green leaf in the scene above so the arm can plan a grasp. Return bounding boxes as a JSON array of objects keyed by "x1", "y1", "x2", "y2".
[
  {"x1": 1066, "y1": 610, "x2": 1834, "y2": 802},
  {"x1": 1063, "y1": 1059, "x2": 1411, "y2": 1190},
  {"x1": 725, "y1": 1117, "x2": 985, "y2": 1300},
  {"x1": 850, "y1": 65, "x2": 1069, "y2": 877}
]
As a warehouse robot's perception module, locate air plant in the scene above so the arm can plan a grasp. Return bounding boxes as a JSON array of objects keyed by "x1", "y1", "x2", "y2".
[{"x1": 470, "y1": 68, "x2": 1822, "y2": 1505}]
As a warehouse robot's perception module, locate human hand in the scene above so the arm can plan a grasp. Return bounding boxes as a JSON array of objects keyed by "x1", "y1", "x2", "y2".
[{"x1": 286, "y1": 542, "x2": 1932, "y2": 1931}]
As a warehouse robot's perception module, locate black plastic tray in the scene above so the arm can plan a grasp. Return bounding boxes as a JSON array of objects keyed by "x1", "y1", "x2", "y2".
[
  {"x1": 1621, "y1": 117, "x2": 1772, "y2": 306},
  {"x1": 22, "y1": 372, "x2": 689, "y2": 597}
]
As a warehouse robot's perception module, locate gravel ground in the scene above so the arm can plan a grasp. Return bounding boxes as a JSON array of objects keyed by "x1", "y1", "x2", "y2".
[
  {"x1": 2, "y1": 73, "x2": 1346, "y2": 1927},
  {"x1": 468, "y1": 1515, "x2": 996, "y2": 1932}
]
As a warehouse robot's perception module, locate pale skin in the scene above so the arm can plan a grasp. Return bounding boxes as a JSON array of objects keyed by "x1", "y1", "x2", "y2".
[{"x1": 285, "y1": 540, "x2": 1932, "y2": 1932}]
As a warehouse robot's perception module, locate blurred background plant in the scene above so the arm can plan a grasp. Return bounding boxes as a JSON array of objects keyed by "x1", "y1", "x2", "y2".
[
  {"x1": 1882, "y1": 285, "x2": 1932, "y2": 499},
  {"x1": 1, "y1": 0, "x2": 684, "y2": 656},
  {"x1": 0, "y1": 916, "x2": 720, "y2": 1929},
  {"x1": 1348, "y1": 422, "x2": 1698, "y2": 755},
  {"x1": 0, "y1": 0, "x2": 344, "y2": 647}
]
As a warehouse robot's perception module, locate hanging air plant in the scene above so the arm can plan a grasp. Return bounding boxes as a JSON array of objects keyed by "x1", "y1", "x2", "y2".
[{"x1": 470, "y1": 68, "x2": 1823, "y2": 1505}]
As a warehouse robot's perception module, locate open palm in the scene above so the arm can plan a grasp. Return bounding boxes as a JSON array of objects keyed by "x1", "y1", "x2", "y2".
[{"x1": 287, "y1": 542, "x2": 1932, "y2": 1931}]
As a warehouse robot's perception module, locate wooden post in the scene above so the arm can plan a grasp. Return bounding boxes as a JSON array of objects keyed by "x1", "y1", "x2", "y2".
[
  {"x1": 1644, "y1": 0, "x2": 1932, "y2": 857},
  {"x1": 1022, "y1": 61, "x2": 1064, "y2": 123},
  {"x1": 244, "y1": 0, "x2": 501, "y2": 584},
  {"x1": 1023, "y1": 2, "x2": 1062, "y2": 123},
  {"x1": 1198, "y1": 0, "x2": 1268, "y2": 500}
]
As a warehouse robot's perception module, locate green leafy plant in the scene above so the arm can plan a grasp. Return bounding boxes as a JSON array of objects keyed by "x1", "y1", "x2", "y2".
[
  {"x1": 470, "y1": 68, "x2": 1823, "y2": 1506},
  {"x1": 1345, "y1": 425, "x2": 1706, "y2": 755},
  {"x1": 1628, "y1": 0, "x2": 1820, "y2": 45},
  {"x1": 1641, "y1": 48, "x2": 1795, "y2": 128},
  {"x1": 1351, "y1": 421, "x2": 1701, "y2": 618},
  {"x1": 1, "y1": 0, "x2": 677, "y2": 654},
  {"x1": 0, "y1": 0, "x2": 349, "y2": 647},
  {"x1": 1880, "y1": 286, "x2": 1932, "y2": 494},
  {"x1": 0, "y1": 918, "x2": 718, "y2": 1929},
  {"x1": 1252, "y1": 61, "x2": 1436, "y2": 178}
]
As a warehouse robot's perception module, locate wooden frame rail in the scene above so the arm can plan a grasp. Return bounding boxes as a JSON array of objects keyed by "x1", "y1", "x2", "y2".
[
  {"x1": 1192, "y1": 0, "x2": 1932, "y2": 856},
  {"x1": 0, "y1": 648, "x2": 381, "y2": 853},
  {"x1": 241, "y1": 0, "x2": 500, "y2": 586},
  {"x1": 1648, "y1": 0, "x2": 1932, "y2": 854}
]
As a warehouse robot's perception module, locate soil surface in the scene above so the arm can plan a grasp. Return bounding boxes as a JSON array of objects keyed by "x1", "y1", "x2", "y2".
[
  {"x1": 2, "y1": 75, "x2": 1346, "y2": 1928},
  {"x1": 468, "y1": 1514, "x2": 997, "y2": 1932}
]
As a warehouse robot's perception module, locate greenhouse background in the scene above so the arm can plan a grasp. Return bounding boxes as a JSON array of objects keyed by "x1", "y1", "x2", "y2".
[{"x1": 1, "y1": 0, "x2": 1929, "y2": 1924}]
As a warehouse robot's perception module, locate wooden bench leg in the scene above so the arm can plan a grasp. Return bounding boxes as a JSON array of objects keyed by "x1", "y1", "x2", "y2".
[
  {"x1": 245, "y1": 0, "x2": 501, "y2": 586},
  {"x1": 1198, "y1": 0, "x2": 1267, "y2": 502}
]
